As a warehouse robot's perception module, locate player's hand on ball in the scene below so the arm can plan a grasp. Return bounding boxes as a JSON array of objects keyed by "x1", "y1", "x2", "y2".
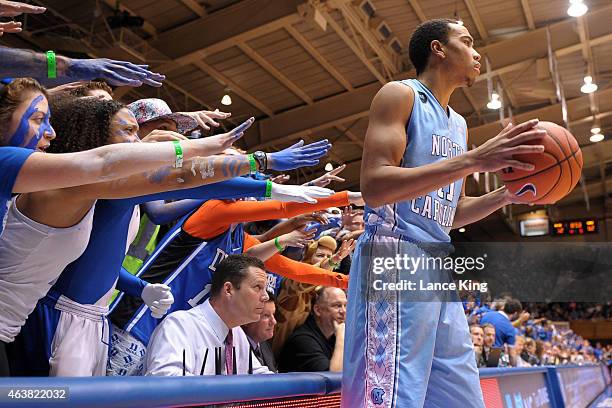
[{"x1": 468, "y1": 119, "x2": 546, "y2": 173}]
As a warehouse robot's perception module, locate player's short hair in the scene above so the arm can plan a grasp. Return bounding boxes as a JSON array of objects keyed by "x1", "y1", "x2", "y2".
[
  {"x1": 210, "y1": 255, "x2": 266, "y2": 298},
  {"x1": 408, "y1": 18, "x2": 458, "y2": 75},
  {"x1": 469, "y1": 324, "x2": 483, "y2": 333}
]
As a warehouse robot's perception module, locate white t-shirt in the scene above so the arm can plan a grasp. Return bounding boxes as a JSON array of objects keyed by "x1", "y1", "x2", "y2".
[{"x1": 0, "y1": 198, "x2": 96, "y2": 342}]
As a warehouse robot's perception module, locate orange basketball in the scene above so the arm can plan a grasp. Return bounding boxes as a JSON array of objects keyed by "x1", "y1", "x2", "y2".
[{"x1": 498, "y1": 121, "x2": 583, "y2": 204}]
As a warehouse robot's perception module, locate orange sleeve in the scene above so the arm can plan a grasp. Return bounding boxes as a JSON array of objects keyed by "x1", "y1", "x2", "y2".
[
  {"x1": 244, "y1": 234, "x2": 348, "y2": 289},
  {"x1": 184, "y1": 191, "x2": 350, "y2": 240}
]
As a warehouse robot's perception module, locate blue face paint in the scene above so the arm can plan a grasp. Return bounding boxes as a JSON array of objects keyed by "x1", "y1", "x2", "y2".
[
  {"x1": 30, "y1": 111, "x2": 54, "y2": 150},
  {"x1": 8, "y1": 95, "x2": 47, "y2": 150}
]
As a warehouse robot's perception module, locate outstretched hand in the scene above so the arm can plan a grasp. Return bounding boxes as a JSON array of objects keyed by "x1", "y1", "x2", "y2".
[
  {"x1": 268, "y1": 139, "x2": 331, "y2": 171},
  {"x1": 196, "y1": 117, "x2": 254, "y2": 156},
  {"x1": 270, "y1": 183, "x2": 334, "y2": 204},
  {"x1": 66, "y1": 58, "x2": 166, "y2": 87},
  {"x1": 178, "y1": 108, "x2": 231, "y2": 130},
  {"x1": 0, "y1": 1, "x2": 46, "y2": 17},
  {"x1": 304, "y1": 164, "x2": 346, "y2": 187}
]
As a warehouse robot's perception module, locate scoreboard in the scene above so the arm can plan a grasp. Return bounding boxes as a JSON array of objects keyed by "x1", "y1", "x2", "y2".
[{"x1": 551, "y1": 219, "x2": 598, "y2": 236}]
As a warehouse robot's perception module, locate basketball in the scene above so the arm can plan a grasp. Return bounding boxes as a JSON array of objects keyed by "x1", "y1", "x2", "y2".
[{"x1": 498, "y1": 121, "x2": 583, "y2": 204}]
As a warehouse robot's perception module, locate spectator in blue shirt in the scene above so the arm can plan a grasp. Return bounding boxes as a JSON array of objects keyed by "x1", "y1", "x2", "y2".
[{"x1": 480, "y1": 298, "x2": 523, "y2": 347}]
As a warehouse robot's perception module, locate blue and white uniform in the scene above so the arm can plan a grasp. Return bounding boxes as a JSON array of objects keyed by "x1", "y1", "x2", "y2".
[
  {"x1": 342, "y1": 80, "x2": 484, "y2": 408},
  {"x1": 9, "y1": 178, "x2": 267, "y2": 376}
]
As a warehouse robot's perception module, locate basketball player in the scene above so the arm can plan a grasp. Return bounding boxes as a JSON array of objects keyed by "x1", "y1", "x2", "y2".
[{"x1": 341, "y1": 19, "x2": 546, "y2": 408}]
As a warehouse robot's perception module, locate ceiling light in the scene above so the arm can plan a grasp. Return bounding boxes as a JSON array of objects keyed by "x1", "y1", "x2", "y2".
[
  {"x1": 567, "y1": 0, "x2": 588, "y2": 17},
  {"x1": 487, "y1": 92, "x2": 501, "y2": 110},
  {"x1": 458, "y1": 227, "x2": 466, "y2": 233},
  {"x1": 221, "y1": 89, "x2": 232, "y2": 106},
  {"x1": 590, "y1": 132, "x2": 604, "y2": 143},
  {"x1": 580, "y1": 76, "x2": 597, "y2": 94}
]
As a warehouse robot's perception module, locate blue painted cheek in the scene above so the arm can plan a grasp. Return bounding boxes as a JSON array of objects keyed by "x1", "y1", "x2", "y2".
[
  {"x1": 8, "y1": 95, "x2": 45, "y2": 150},
  {"x1": 26, "y1": 113, "x2": 54, "y2": 150}
]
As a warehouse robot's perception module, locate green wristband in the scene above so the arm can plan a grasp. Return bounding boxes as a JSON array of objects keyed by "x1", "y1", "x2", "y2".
[
  {"x1": 274, "y1": 237, "x2": 284, "y2": 252},
  {"x1": 247, "y1": 153, "x2": 257, "y2": 174},
  {"x1": 46, "y1": 51, "x2": 57, "y2": 79},
  {"x1": 173, "y1": 140, "x2": 184, "y2": 168},
  {"x1": 265, "y1": 179, "x2": 272, "y2": 198}
]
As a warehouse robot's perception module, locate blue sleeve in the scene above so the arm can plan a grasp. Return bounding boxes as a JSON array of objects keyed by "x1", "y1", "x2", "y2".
[
  {"x1": 107, "y1": 178, "x2": 267, "y2": 208},
  {"x1": 506, "y1": 323, "x2": 516, "y2": 345},
  {"x1": 117, "y1": 267, "x2": 148, "y2": 297},
  {"x1": 0, "y1": 147, "x2": 34, "y2": 197},
  {"x1": 141, "y1": 199, "x2": 206, "y2": 225}
]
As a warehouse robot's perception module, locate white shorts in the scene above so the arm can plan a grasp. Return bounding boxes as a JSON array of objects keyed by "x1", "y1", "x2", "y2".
[
  {"x1": 49, "y1": 295, "x2": 109, "y2": 376},
  {"x1": 107, "y1": 324, "x2": 147, "y2": 376}
]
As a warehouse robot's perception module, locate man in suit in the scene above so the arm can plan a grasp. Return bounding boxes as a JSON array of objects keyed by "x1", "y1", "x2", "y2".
[{"x1": 242, "y1": 291, "x2": 278, "y2": 372}]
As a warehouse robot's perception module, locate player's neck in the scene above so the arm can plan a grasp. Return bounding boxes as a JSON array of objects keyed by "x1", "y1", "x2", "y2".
[{"x1": 416, "y1": 70, "x2": 457, "y2": 111}]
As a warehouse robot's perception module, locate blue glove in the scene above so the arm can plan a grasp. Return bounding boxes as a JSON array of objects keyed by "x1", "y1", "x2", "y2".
[
  {"x1": 67, "y1": 58, "x2": 165, "y2": 87},
  {"x1": 267, "y1": 139, "x2": 331, "y2": 171}
]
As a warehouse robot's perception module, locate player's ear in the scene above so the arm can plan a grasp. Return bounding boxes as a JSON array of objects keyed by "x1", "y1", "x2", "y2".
[{"x1": 431, "y1": 40, "x2": 445, "y2": 59}]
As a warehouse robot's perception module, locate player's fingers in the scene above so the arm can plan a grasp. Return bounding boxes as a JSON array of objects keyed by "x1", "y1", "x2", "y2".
[
  {"x1": 504, "y1": 159, "x2": 535, "y2": 171},
  {"x1": 505, "y1": 119, "x2": 539, "y2": 138},
  {"x1": 506, "y1": 145, "x2": 545, "y2": 155},
  {"x1": 507, "y1": 129, "x2": 547, "y2": 146}
]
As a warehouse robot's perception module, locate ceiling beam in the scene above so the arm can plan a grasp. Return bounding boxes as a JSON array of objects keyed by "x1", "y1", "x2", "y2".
[
  {"x1": 179, "y1": 0, "x2": 207, "y2": 18},
  {"x1": 336, "y1": 124, "x2": 364, "y2": 148},
  {"x1": 237, "y1": 42, "x2": 313, "y2": 105},
  {"x1": 315, "y1": 5, "x2": 387, "y2": 84},
  {"x1": 153, "y1": 0, "x2": 304, "y2": 70},
  {"x1": 193, "y1": 60, "x2": 275, "y2": 117},
  {"x1": 520, "y1": 0, "x2": 536, "y2": 30},
  {"x1": 329, "y1": 0, "x2": 398, "y2": 73},
  {"x1": 406, "y1": 0, "x2": 427, "y2": 22},
  {"x1": 463, "y1": 0, "x2": 489, "y2": 41},
  {"x1": 284, "y1": 24, "x2": 354, "y2": 91}
]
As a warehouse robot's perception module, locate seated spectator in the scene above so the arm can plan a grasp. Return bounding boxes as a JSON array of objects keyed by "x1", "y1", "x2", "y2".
[
  {"x1": 279, "y1": 286, "x2": 346, "y2": 373},
  {"x1": 522, "y1": 338, "x2": 540, "y2": 365},
  {"x1": 480, "y1": 297, "x2": 522, "y2": 347},
  {"x1": 242, "y1": 292, "x2": 278, "y2": 372},
  {"x1": 510, "y1": 336, "x2": 530, "y2": 367},
  {"x1": 469, "y1": 324, "x2": 486, "y2": 368},
  {"x1": 145, "y1": 255, "x2": 274, "y2": 376},
  {"x1": 273, "y1": 235, "x2": 338, "y2": 356}
]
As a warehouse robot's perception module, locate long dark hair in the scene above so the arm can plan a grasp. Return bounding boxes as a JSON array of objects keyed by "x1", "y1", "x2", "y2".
[{"x1": 47, "y1": 95, "x2": 124, "y2": 154}]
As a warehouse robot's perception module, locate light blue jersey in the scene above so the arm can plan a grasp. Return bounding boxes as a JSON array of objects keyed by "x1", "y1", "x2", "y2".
[{"x1": 364, "y1": 79, "x2": 467, "y2": 243}]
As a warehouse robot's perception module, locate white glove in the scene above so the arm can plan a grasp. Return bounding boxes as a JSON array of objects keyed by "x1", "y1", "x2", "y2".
[
  {"x1": 141, "y1": 283, "x2": 174, "y2": 319},
  {"x1": 270, "y1": 183, "x2": 334, "y2": 204}
]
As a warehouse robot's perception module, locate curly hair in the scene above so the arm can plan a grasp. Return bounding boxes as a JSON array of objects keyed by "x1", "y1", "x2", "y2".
[
  {"x1": 47, "y1": 95, "x2": 125, "y2": 154},
  {"x1": 408, "y1": 18, "x2": 458, "y2": 75},
  {"x1": 68, "y1": 80, "x2": 113, "y2": 98},
  {"x1": 0, "y1": 78, "x2": 48, "y2": 140}
]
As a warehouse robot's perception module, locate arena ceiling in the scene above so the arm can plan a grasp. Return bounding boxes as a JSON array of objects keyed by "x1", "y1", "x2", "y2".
[{"x1": 3, "y1": 0, "x2": 612, "y2": 240}]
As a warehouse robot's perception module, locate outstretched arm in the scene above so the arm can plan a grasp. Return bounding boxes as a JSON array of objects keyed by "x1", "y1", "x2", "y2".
[
  {"x1": 11, "y1": 122, "x2": 246, "y2": 194},
  {"x1": 142, "y1": 199, "x2": 206, "y2": 225},
  {"x1": 0, "y1": 46, "x2": 165, "y2": 87}
]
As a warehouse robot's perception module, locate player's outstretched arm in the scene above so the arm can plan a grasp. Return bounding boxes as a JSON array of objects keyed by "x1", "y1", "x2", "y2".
[{"x1": 361, "y1": 82, "x2": 546, "y2": 208}]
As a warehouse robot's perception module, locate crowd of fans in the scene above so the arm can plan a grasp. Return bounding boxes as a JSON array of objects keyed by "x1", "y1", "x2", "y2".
[
  {"x1": 466, "y1": 297, "x2": 612, "y2": 368},
  {"x1": 0, "y1": 0, "x2": 608, "y2": 381}
]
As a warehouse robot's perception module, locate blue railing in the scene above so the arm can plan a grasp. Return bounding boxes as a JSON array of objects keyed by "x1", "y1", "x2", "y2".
[{"x1": 0, "y1": 365, "x2": 608, "y2": 408}]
